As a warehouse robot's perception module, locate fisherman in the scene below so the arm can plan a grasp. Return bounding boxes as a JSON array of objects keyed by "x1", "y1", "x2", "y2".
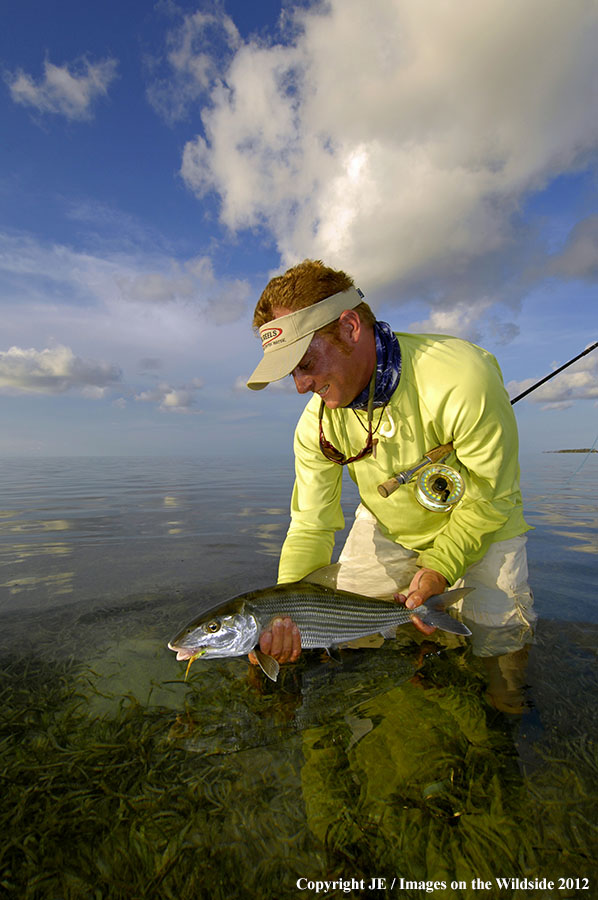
[{"x1": 246, "y1": 259, "x2": 535, "y2": 665}]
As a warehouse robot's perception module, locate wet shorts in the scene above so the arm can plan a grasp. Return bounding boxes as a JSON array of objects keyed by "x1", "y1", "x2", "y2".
[{"x1": 335, "y1": 504, "x2": 536, "y2": 642}]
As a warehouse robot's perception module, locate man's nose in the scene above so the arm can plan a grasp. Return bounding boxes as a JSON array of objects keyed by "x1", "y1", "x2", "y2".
[{"x1": 292, "y1": 371, "x2": 314, "y2": 394}]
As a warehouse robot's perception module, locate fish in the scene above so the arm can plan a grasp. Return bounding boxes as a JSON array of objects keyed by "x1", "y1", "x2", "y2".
[{"x1": 167, "y1": 581, "x2": 473, "y2": 682}]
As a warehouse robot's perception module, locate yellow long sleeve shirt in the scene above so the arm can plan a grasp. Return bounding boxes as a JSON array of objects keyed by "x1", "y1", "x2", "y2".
[{"x1": 278, "y1": 332, "x2": 530, "y2": 586}]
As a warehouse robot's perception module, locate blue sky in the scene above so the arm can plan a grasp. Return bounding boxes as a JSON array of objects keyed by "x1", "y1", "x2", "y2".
[{"x1": 1, "y1": 0, "x2": 597, "y2": 458}]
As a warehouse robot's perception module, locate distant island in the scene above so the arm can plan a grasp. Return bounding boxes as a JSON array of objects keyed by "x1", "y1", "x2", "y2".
[{"x1": 545, "y1": 449, "x2": 598, "y2": 453}]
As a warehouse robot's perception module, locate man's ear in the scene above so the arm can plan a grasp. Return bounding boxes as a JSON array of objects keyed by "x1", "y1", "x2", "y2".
[{"x1": 338, "y1": 308, "x2": 361, "y2": 345}]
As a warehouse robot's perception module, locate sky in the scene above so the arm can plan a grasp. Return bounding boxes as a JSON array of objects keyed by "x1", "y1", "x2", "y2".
[{"x1": 1, "y1": 0, "x2": 597, "y2": 458}]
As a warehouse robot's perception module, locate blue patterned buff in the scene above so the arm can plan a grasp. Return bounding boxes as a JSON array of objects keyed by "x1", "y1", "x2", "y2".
[{"x1": 347, "y1": 321, "x2": 402, "y2": 409}]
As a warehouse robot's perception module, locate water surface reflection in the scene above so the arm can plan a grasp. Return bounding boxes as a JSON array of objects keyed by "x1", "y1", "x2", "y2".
[{"x1": 0, "y1": 453, "x2": 596, "y2": 897}]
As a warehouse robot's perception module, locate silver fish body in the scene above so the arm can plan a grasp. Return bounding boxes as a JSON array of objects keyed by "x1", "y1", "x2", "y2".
[{"x1": 168, "y1": 582, "x2": 472, "y2": 680}]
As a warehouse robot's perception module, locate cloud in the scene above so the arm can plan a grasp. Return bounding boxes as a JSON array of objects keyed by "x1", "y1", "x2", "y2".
[
  {"x1": 410, "y1": 300, "x2": 493, "y2": 344},
  {"x1": 0, "y1": 230, "x2": 256, "y2": 413},
  {"x1": 548, "y1": 216, "x2": 598, "y2": 281},
  {"x1": 507, "y1": 345, "x2": 598, "y2": 408},
  {"x1": 146, "y1": 8, "x2": 240, "y2": 123},
  {"x1": 138, "y1": 357, "x2": 163, "y2": 372},
  {"x1": 409, "y1": 299, "x2": 520, "y2": 345},
  {"x1": 0, "y1": 232, "x2": 251, "y2": 330},
  {"x1": 0, "y1": 345, "x2": 122, "y2": 395},
  {"x1": 116, "y1": 254, "x2": 251, "y2": 322},
  {"x1": 134, "y1": 379, "x2": 204, "y2": 413},
  {"x1": 6, "y1": 56, "x2": 118, "y2": 121},
  {"x1": 118, "y1": 270, "x2": 195, "y2": 304},
  {"x1": 179, "y1": 0, "x2": 598, "y2": 334}
]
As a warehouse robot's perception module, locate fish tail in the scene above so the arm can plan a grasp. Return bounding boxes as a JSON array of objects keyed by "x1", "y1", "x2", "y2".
[{"x1": 417, "y1": 587, "x2": 473, "y2": 636}]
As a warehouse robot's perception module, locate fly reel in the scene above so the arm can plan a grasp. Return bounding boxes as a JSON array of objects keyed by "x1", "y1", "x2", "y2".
[
  {"x1": 414, "y1": 464, "x2": 464, "y2": 512},
  {"x1": 377, "y1": 444, "x2": 465, "y2": 512}
]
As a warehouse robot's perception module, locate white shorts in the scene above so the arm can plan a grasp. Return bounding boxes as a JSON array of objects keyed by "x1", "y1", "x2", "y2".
[{"x1": 329, "y1": 504, "x2": 536, "y2": 654}]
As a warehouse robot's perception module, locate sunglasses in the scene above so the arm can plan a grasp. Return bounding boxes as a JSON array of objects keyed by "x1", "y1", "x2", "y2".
[
  {"x1": 318, "y1": 406, "x2": 378, "y2": 465},
  {"x1": 317, "y1": 368, "x2": 385, "y2": 466}
]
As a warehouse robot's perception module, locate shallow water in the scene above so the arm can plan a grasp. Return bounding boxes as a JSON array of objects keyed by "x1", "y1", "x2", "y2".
[{"x1": 0, "y1": 452, "x2": 597, "y2": 899}]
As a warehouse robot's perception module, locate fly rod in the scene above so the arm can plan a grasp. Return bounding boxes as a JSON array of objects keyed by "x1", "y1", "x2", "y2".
[
  {"x1": 509, "y1": 340, "x2": 598, "y2": 404},
  {"x1": 378, "y1": 339, "x2": 598, "y2": 499}
]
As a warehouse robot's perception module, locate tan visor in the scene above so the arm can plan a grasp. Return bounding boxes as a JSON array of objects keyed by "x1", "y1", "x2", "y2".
[{"x1": 247, "y1": 287, "x2": 364, "y2": 390}]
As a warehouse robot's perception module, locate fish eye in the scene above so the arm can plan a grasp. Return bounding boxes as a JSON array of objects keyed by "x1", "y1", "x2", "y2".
[{"x1": 205, "y1": 620, "x2": 220, "y2": 633}]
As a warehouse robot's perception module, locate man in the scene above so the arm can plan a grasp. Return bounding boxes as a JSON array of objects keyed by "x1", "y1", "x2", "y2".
[{"x1": 247, "y1": 259, "x2": 535, "y2": 665}]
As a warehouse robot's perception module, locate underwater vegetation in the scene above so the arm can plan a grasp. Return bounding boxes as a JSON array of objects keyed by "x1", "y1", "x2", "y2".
[
  {"x1": 0, "y1": 655, "x2": 315, "y2": 900},
  {"x1": 1, "y1": 618, "x2": 597, "y2": 900}
]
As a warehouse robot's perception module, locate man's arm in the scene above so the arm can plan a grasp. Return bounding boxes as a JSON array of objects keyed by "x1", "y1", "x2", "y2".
[
  {"x1": 277, "y1": 400, "x2": 345, "y2": 583},
  {"x1": 252, "y1": 400, "x2": 343, "y2": 666},
  {"x1": 414, "y1": 344, "x2": 529, "y2": 584}
]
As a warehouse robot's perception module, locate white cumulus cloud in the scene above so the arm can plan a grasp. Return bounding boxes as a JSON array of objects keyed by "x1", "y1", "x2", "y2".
[
  {"x1": 134, "y1": 379, "x2": 204, "y2": 414},
  {"x1": 409, "y1": 299, "x2": 520, "y2": 346},
  {"x1": 6, "y1": 56, "x2": 118, "y2": 121},
  {"x1": 0, "y1": 345, "x2": 122, "y2": 395},
  {"x1": 179, "y1": 0, "x2": 598, "y2": 335}
]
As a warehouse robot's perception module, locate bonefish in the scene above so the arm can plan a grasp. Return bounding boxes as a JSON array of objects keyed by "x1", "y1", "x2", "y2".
[{"x1": 168, "y1": 582, "x2": 472, "y2": 682}]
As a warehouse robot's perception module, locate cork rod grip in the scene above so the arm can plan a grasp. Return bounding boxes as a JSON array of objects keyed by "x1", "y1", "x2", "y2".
[
  {"x1": 377, "y1": 477, "x2": 402, "y2": 498},
  {"x1": 376, "y1": 443, "x2": 454, "y2": 498},
  {"x1": 424, "y1": 442, "x2": 454, "y2": 462}
]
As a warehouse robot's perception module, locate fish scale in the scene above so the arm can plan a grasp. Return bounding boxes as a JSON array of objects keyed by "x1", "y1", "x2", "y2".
[{"x1": 245, "y1": 583, "x2": 415, "y2": 648}]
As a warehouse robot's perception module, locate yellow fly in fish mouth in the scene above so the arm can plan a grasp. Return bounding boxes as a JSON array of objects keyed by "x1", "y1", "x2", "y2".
[{"x1": 184, "y1": 649, "x2": 206, "y2": 680}]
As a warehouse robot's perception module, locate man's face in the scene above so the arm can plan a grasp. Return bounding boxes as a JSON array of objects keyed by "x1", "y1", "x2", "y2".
[
  {"x1": 289, "y1": 330, "x2": 359, "y2": 409},
  {"x1": 272, "y1": 305, "x2": 371, "y2": 408}
]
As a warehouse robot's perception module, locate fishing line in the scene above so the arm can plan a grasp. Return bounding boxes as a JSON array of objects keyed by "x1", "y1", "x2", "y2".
[{"x1": 562, "y1": 429, "x2": 598, "y2": 482}]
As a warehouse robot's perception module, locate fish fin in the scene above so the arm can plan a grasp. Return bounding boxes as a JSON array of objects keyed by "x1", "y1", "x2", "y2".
[
  {"x1": 418, "y1": 609, "x2": 472, "y2": 636},
  {"x1": 379, "y1": 625, "x2": 398, "y2": 639},
  {"x1": 302, "y1": 568, "x2": 398, "y2": 601},
  {"x1": 300, "y1": 563, "x2": 342, "y2": 589},
  {"x1": 253, "y1": 649, "x2": 280, "y2": 682},
  {"x1": 438, "y1": 587, "x2": 474, "y2": 605},
  {"x1": 344, "y1": 714, "x2": 374, "y2": 751},
  {"x1": 417, "y1": 588, "x2": 474, "y2": 636}
]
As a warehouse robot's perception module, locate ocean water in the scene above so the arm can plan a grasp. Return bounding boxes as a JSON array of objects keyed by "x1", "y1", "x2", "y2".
[{"x1": 0, "y1": 452, "x2": 597, "y2": 899}]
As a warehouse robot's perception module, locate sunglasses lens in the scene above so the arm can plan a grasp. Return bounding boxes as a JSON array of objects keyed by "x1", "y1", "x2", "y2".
[
  {"x1": 322, "y1": 443, "x2": 345, "y2": 463},
  {"x1": 319, "y1": 435, "x2": 373, "y2": 465},
  {"x1": 319, "y1": 403, "x2": 376, "y2": 465}
]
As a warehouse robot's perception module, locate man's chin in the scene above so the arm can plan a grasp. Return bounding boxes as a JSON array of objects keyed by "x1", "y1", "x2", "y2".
[{"x1": 319, "y1": 387, "x2": 356, "y2": 408}]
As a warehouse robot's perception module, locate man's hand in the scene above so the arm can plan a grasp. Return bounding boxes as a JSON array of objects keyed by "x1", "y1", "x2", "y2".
[
  {"x1": 394, "y1": 567, "x2": 448, "y2": 635},
  {"x1": 248, "y1": 616, "x2": 302, "y2": 666}
]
